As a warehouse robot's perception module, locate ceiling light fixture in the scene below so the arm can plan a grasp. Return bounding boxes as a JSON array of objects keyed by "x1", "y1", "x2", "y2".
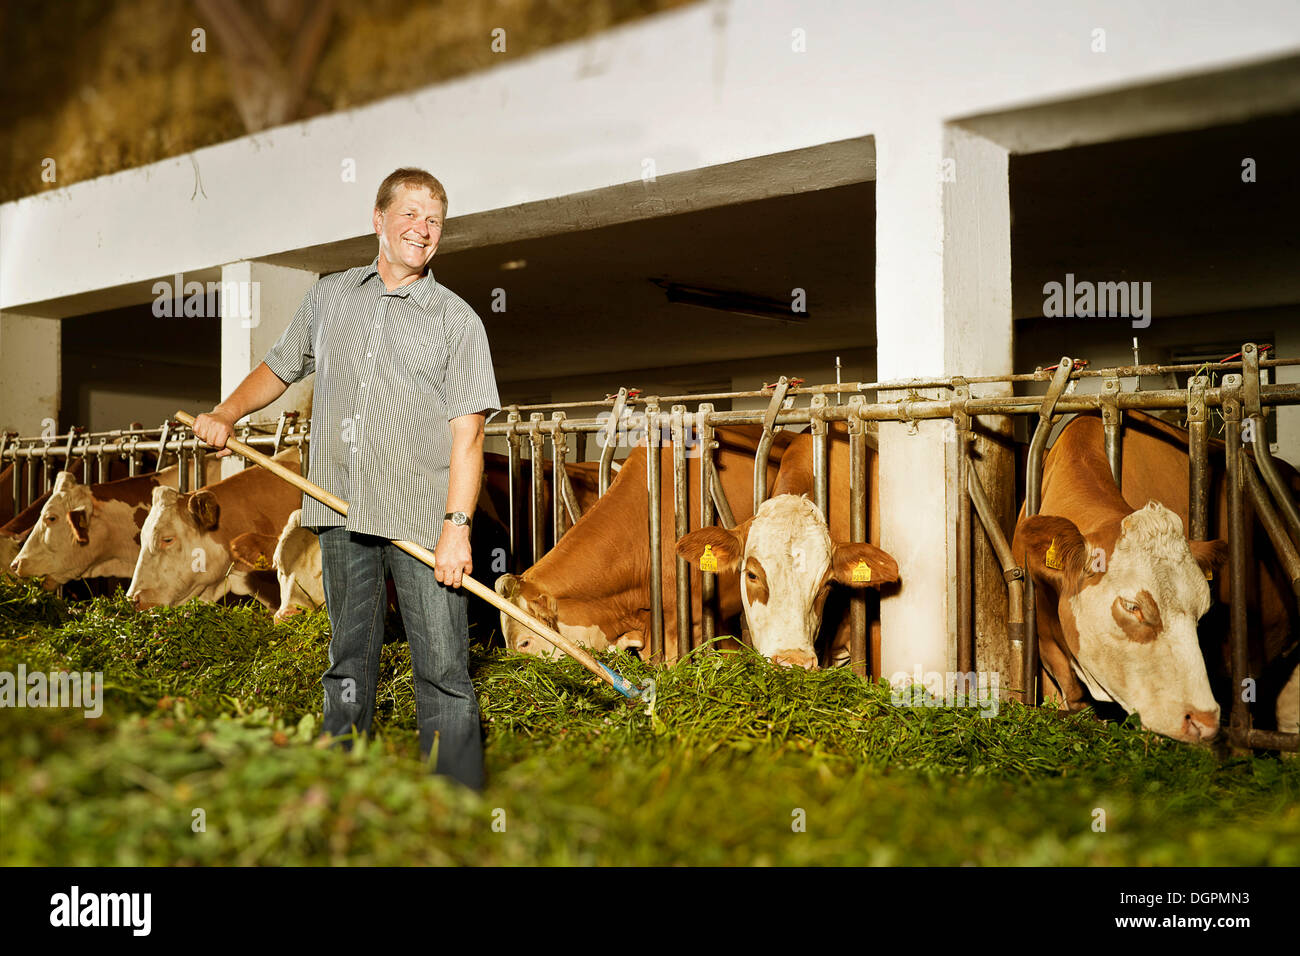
[{"x1": 652, "y1": 279, "x2": 809, "y2": 324}]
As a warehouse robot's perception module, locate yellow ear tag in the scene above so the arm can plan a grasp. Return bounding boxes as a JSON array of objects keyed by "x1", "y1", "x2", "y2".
[
  {"x1": 1045, "y1": 538, "x2": 1063, "y2": 571},
  {"x1": 699, "y1": 545, "x2": 718, "y2": 573},
  {"x1": 254, "y1": 554, "x2": 270, "y2": 571},
  {"x1": 852, "y1": 560, "x2": 871, "y2": 583},
  {"x1": 1205, "y1": 569, "x2": 1214, "y2": 581}
]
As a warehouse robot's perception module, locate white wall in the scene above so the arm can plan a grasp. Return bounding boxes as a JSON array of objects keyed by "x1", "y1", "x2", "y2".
[{"x1": 0, "y1": 313, "x2": 59, "y2": 433}]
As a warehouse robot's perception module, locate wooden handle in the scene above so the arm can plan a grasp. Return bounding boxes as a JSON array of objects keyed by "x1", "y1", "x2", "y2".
[{"x1": 175, "y1": 410, "x2": 631, "y2": 692}]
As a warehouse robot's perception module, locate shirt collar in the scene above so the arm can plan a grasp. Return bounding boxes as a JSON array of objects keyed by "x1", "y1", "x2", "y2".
[{"x1": 359, "y1": 256, "x2": 438, "y2": 309}]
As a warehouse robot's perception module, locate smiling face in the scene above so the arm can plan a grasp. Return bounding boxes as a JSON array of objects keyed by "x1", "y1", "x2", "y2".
[
  {"x1": 1020, "y1": 502, "x2": 1226, "y2": 742},
  {"x1": 373, "y1": 184, "x2": 445, "y2": 280}
]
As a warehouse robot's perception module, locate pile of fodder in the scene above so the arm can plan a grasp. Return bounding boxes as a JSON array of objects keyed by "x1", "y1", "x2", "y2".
[{"x1": 2, "y1": 577, "x2": 1298, "y2": 865}]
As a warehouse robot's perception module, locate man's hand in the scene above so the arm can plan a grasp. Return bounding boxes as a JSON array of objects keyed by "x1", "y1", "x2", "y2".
[
  {"x1": 433, "y1": 522, "x2": 472, "y2": 588},
  {"x1": 193, "y1": 408, "x2": 238, "y2": 458}
]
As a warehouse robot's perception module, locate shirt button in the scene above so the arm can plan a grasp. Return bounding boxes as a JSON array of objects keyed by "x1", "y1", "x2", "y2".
[
  {"x1": 366, "y1": 352, "x2": 372, "y2": 358},
  {"x1": 351, "y1": 447, "x2": 358, "y2": 454},
  {"x1": 360, "y1": 382, "x2": 366, "y2": 388},
  {"x1": 374, "y1": 323, "x2": 381, "y2": 329}
]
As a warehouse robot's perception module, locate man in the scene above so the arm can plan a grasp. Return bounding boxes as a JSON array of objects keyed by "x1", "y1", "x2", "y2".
[{"x1": 193, "y1": 168, "x2": 500, "y2": 790}]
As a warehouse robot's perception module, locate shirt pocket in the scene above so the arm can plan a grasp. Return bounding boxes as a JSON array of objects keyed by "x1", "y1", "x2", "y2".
[{"x1": 400, "y1": 336, "x2": 450, "y2": 398}]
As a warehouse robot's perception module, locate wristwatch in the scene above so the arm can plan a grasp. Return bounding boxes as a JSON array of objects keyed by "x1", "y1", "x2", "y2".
[{"x1": 444, "y1": 511, "x2": 472, "y2": 528}]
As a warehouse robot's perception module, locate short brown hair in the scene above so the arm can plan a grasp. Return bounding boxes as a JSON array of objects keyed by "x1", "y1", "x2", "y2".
[{"x1": 375, "y1": 168, "x2": 448, "y2": 215}]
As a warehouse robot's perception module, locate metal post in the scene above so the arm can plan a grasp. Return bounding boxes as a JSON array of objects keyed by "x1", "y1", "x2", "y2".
[
  {"x1": 968, "y1": 468, "x2": 1025, "y2": 684},
  {"x1": 599, "y1": 388, "x2": 628, "y2": 497},
  {"x1": 753, "y1": 377, "x2": 790, "y2": 513},
  {"x1": 953, "y1": 382, "x2": 973, "y2": 675},
  {"x1": 1243, "y1": 343, "x2": 1300, "y2": 548},
  {"x1": 505, "y1": 409, "x2": 523, "y2": 570},
  {"x1": 671, "y1": 404, "x2": 692, "y2": 661},
  {"x1": 1222, "y1": 374, "x2": 1250, "y2": 755},
  {"x1": 710, "y1": 457, "x2": 737, "y2": 530},
  {"x1": 1101, "y1": 372, "x2": 1122, "y2": 488},
  {"x1": 811, "y1": 394, "x2": 830, "y2": 524},
  {"x1": 847, "y1": 396, "x2": 869, "y2": 678},
  {"x1": 644, "y1": 402, "x2": 664, "y2": 662},
  {"x1": 1023, "y1": 357, "x2": 1074, "y2": 706},
  {"x1": 127, "y1": 433, "x2": 139, "y2": 478},
  {"x1": 550, "y1": 412, "x2": 569, "y2": 542},
  {"x1": 1241, "y1": 458, "x2": 1300, "y2": 604},
  {"x1": 697, "y1": 403, "x2": 718, "y2": 644},
  {"x1": 25, "y1": 443, "x2": 35, "y2": 508},
  {"x1": 11, "y1": 444, "x2": 22, "y2": 516},
  {"x1": 1187, "y1": 376, "x2": 1210, "y2": 542},
  {"x1": 528, "y1": 413, "x2": 546, "y2": 565},
  {"x1": 40, "y1": 441, "x2": 51, "y2": 493}
]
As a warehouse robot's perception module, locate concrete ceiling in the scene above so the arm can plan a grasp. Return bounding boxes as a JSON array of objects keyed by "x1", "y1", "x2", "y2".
[
  {"x1": 431, "y1": 181, "x2": 877, "y2": 384},
  {"x1": 1010, "y1": 109, "x2": 1300, "y2": 320}
]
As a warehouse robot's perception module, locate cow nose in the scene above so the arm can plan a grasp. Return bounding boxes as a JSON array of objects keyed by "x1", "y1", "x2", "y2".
[
  {"x1": 772, "y1": 648, "x2": 818, "y2": 670},
  {"x1": 1184, "y1": 708, "x2": 1220, "y2": 741},
  {"x1": 274, "y1": 606, "x2": 302, "y2": 622},
  {"x1": 8, "y1": 559, "x2": 19, "y2": 574}
]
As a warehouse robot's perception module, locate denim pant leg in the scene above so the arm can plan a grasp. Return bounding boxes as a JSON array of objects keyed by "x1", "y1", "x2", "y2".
[
  {"x1": 318, "y1": 527, "x2": 389, "y2": 745},
  {"x1": 386, "y1": 542, "x2": 484, "y2": 791}
]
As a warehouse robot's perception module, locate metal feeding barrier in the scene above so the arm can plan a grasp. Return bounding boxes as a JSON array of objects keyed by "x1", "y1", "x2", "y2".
[
  {"x1": 3, "y1": 345, "x2": 1296, "y2": 753},
  {"x1": 0, "y1": 411, "x2": 310, "y2": 518}
]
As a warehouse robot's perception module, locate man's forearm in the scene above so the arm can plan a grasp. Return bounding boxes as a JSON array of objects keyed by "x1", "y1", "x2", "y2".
[{"x1": 215, "y1": 362, "x2": 291, "y2": 422}]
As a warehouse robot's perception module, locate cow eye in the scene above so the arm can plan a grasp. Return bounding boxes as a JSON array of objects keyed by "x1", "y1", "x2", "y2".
[
  {"x1": 746, "y1": 570, "x2": 758, "y2": 582},
  {"x1": 44, "y1": 514, "x2": 57, "y2": 523},
  {"x1": 1119, "y1": 597, "x2": 1142, "y2": 618},
  {"x1": 161, "y1": 536, "x2": 175, "y2": 545}
]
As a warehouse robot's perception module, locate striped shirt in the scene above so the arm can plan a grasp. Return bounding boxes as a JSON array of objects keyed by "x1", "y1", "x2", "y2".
[{"x1": 262, "y1": 256, "x2": 501, "y2": 551}]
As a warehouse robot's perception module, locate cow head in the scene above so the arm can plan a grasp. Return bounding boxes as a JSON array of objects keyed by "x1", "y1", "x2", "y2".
[
  {"x1": 677, "y1": 495, "x2": 898, "y2": 668},
  {"x1": 494, "y1": 573, "x2": 564, "y2": 658},
  {"x1": 1018, "y1": 501, "x2": 1227, "y2": 743},
  {"x1": 10, "y1": 471, "x2": 98, "y2": 587},
  {"x1": 493, "y1": 573, "x2": 639, "y2": 657},
  {"x1": 230, "y1": 510, "x2": 324, "y2": 621},
  {"x1": 127, "y1": 486, "x2": 228, "y2": 608}
]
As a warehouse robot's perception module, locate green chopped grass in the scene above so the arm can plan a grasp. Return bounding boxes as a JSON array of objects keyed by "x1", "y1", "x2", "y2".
[{"x1": 1, "y1": 577, "x2": 1296, "y2": 865}]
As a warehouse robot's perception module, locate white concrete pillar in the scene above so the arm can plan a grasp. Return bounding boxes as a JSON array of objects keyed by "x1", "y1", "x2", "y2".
[
  {"x1": 874, "y1": 122, "x2": 1013, "y2": 692},
  {"x1": 220, "y1": 261, "x2": 318, "y2": 476},
  {"x1": 0, "y1": 312, "x2": 61, "y2": 435}
]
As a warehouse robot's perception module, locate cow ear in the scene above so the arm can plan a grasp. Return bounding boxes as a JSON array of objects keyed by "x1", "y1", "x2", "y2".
[
  {"x1": 494, "y1": 573, "x2": 521, "y2": 600},
  {"x1": 229, "y1": 532, "x2": 276, "y2": 572},
  {"x1": 1189, "y1": 539, "x2": 1228, "y2": 580},
  {"x1": 830, "y1": 542, "x2": 899, "y2": 588},
  {"x1": 188, "y1": 491, "x2": 220, "y2": 531},
  {"x1": 66, "y1": 507, "x2": 91, "y2": 546},
  {"x1": 1017, "y1": 515, "x2": 1088, "y2": 589},
  {"x1": 675, "y1": 520, "x2": 751, "y2": 572}
]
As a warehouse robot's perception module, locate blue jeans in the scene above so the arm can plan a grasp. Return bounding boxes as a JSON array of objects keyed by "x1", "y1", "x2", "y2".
[{"x1": 317, "y1": 527, "x2": 484, "y2": 791}]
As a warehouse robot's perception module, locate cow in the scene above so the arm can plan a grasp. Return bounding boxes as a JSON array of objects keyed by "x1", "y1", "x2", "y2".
[
  {"x1": 127, "y1": 449, "x2": 302, "y2": 609},
  {"x1": 1012, "y1": 409, "x2": 1300, "y2": 744},
  {"x1": 228, "y1": 509, "x2": 324, "y2": 621},
  {"x1": 675, "y1": 422, "x2": 899, "y2": 668},
  {"x1": 493, "y1": 425, "x2": 799, "y2": 663},
  {"x1": 7, "y1": 465, "x2": 197, "y2": 589}
]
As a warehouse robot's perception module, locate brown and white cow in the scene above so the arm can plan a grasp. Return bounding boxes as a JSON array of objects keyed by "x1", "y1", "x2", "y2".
[
  {"x1": 228, "y1": 509, "x2": 324, "y2": 621},
  {"x1": 494, "y1": 425, "x2": 799, "y2": 663},
  {"x1": 675, "y1": 423, "x2": 898, "y2": 668},
  {"x1": 127, "y1": 449, "x2": 301, "y2": 609},
  {"x1": 8, "y1": 466, "x2": 193, "y2": 589},
  {"x1": 1012, "y1": 411, "x2": 1256, "y2": 743}
]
